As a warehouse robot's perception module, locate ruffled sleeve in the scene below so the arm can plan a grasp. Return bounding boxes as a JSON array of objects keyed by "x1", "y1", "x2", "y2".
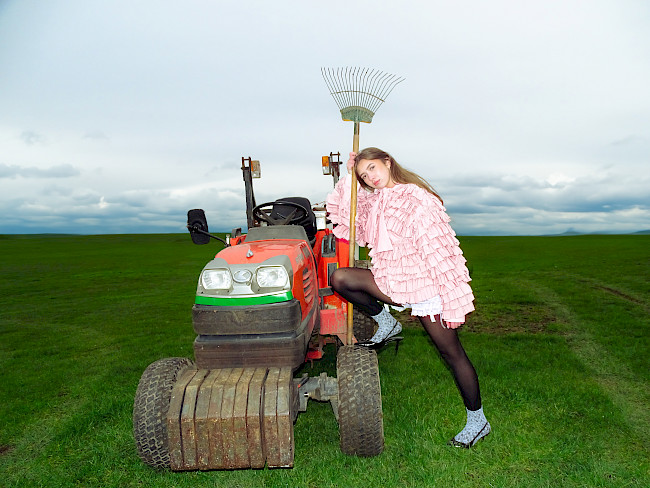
[
  {"x1": 325, "y1": 173, "x2": 374, "y2": 246},
  {"x1": 410, "y1": 191, "x2": 475, "y2": 326}
]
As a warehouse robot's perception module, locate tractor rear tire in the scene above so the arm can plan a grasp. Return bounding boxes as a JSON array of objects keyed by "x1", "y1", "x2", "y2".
[
  {"x1": 352, "y1": 259, "x2": 376, "y2": 341},
  {"x1": 353, "y1": 308, "x2": 376, "y2": 342},
  {"x1": 354, "y1": 259, "x2": 371, "y2": 270},
  {"x1": 336, "y1": 345, "x2": 384, "y2": 457},
  {"x1": 133, "y1": 357, "x2": 195, "y2": 469}
]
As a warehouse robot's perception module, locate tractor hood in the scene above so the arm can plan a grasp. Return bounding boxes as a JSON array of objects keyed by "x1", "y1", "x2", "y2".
[{"x1": 195, "y1": 237, "x2": 311, "y2": 306}]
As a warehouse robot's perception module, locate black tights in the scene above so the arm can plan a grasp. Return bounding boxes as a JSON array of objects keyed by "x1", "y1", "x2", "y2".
[{"x1": 330, "y1": 267, "x2": 482, "y2": 410}]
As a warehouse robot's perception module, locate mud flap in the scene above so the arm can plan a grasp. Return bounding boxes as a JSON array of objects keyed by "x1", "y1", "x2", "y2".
[{"x1": 166, "y1": 366, "x2": 295, "y2": 470}]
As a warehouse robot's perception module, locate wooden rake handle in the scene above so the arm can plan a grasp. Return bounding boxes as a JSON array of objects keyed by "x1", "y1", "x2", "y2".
[{"x1": 346, "y1": 122, "x2": 360, "y2": 345}]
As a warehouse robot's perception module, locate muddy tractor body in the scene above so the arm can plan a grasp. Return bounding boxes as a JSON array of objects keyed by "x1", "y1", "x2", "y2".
[{"x1": 133, "y1": 156, "x2": 383, "y2": 470}]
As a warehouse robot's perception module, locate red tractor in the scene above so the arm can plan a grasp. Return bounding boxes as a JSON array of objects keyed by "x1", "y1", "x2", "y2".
[{"x1": 133, "y1": 155, "x2": 384, "y2": 470}]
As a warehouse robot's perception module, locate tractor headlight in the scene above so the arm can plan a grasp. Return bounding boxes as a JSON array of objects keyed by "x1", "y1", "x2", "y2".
[
  {"x1": 256, "y1": 266, "x2": 289, "y2": 288},
  {"x1": 201, "y1": 268, "x2": 232, "y2": 290}
]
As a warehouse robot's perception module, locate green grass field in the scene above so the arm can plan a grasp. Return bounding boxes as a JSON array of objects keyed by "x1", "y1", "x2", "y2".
[{"x1": 1, "y1": 234, "x2": 648, "y2": 487}]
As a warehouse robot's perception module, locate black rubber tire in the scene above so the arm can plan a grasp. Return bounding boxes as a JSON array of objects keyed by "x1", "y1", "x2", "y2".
[
  {"x1": 353, "y1": 308, "x2": 376, "y2": 342},
  {"x1": 351, "y1": 259, "x2": 376, "y2": 341},
  {"x1": 353, "y1": 259, "x2": 371, "y2": 270},
  {"x1": 337, "y1": 345, "x2": 384, "y2": 457},
  {"x1": 133, "y1": 357, "x2": 195, "y2": 469}
]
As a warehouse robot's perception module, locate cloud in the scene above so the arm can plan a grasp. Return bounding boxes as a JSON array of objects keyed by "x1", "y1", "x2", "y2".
[
  {"x1": 0, "y1": 181, "x2": 250, "y2": 235},
  {"x1": 429, "y1": 165, "x2": 650, "y2": 235},
  {"x1": 0, "y1": 163, "x2": 80, "y2": 179},
  {"x1": 610, "y1": 135, "x2": 646, "y2": 147},
  {"x1": 20, "y1": 130, "x2": 45, "y2": 145},
  {"x1": 82, "y1": 131, "x2": 109, "y2": 141}
]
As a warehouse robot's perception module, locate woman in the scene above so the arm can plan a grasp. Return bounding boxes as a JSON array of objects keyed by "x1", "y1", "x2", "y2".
[{"x1": 326, "y1": 147, "x2": 490, "y2": 448}]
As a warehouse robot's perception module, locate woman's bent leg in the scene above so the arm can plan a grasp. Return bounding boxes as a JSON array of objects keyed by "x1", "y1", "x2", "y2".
[
  {"x1": 330, "y1": 267, "x2": 399, "y2": 314},
  {"x1": 330, "y1": 267, "x2": 402, "y2": 343}
]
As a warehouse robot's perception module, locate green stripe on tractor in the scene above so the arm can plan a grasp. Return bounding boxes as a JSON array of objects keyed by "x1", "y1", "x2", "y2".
[{"x1": 195, "y1": 291, "x2": 293, "y2": 306}]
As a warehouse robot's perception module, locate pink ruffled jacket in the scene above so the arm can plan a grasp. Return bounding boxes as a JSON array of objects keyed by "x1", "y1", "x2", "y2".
[{"x1": 326, "y1": 174, "x2": 475, "y2": 327}]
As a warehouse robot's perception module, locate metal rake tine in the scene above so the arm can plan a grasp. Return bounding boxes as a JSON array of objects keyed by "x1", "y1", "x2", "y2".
[
  {"x1": 348, "y1": 66, "x2": 355, "y2": 106},
  {"x1": 365, "y1": 69, "x2": 387, "y2": 112},
  {"x1": 321, "y1": 67, "x2": 329, "y2": 92},
  {"x1": 364, "y1": 69, "x2": 390, "y2": 112},
  {"x1": 370, "y1": 71, "x2": 396, "y2": 109},
  {"x1": 321, "y1": 68, "x2": 334, "y2": 101},
  {"x1": 323, "y1": 67, "x2": 342, "y2": 110},
  {"x1": 334, "y1": 67, "x2": 350, "y2": 110},
  {"x1": 326, "y1": 68, "x2": 341, "y2": 109},
  {"x1": 322, "y1": 67, "x2": 341, "y2": 110},
  {"x1": 357, "y1": 67, "x2": 368, "y2": 107},
  {"x1": 358, "y1": 67, "x2": 374, "y2": 111},
  {"x1": 380, "y1": 73, "x2": 405, "y2": 101},
  {"x1": 343, "y1": 67, "x2": 354, "y2": 109},
  {"x1": 346, "y1": 66, "x2": 356, "y2": 109},
  {"x1": 374, "y1": 72, "x2": 404, "y2": 112}
]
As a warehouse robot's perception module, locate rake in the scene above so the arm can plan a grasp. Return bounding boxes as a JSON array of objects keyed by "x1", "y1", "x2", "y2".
[{"x1": 322, "y1": 67, "x2": 404, "y2": 345}]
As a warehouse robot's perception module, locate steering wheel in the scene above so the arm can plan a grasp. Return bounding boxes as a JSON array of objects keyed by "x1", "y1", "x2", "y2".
[{"x1": 252, "y1": 200, "x2": 309, "y2": 226}]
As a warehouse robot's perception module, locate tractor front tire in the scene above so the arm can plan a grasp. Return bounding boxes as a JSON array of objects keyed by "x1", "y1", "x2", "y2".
[
  {"x1": 336, "y1": 345, "x2": 384, "y2": 457},
  {"x1": 133, "y1": 357, "x2": 195, "y2": 469}
]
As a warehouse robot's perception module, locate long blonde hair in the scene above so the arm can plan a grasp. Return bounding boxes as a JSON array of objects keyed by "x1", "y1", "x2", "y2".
[{"x1": 355, "y1": 147, "x2": 443, "y2": 204}]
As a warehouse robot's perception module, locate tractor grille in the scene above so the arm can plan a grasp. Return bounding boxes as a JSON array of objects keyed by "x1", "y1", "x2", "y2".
[{"x1": 302, "y1": 266, "x2": 315, "y2": 308}]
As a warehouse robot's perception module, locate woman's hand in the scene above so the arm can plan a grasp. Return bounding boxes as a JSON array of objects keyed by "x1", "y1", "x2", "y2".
[{"x1": 347, "y1": 152, "x2": 357, "y2": 174}]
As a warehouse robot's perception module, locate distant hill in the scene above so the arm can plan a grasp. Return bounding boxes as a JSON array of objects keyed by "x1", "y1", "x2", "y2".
[
  {"x1": 543, "y1": 229, "x2": 650, "y2": 236},
  {"x1": 552, "y1": 229, "x2": 583, "y2": 236}
]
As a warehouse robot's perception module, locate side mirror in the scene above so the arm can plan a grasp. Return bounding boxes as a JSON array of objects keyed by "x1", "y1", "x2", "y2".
[{"x1": 187, "y1": 209, "x2": 211, "y2": 245}]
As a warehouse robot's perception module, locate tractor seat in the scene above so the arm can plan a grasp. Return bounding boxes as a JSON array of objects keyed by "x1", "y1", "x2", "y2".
[{"x1": 270, "y1": 197, "x2": 317, "y2": 246}]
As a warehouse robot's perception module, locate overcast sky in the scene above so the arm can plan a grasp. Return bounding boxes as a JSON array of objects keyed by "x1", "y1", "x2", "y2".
[{"x1": 1, "y1": 0, "x2": 648, "y2": 236}]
